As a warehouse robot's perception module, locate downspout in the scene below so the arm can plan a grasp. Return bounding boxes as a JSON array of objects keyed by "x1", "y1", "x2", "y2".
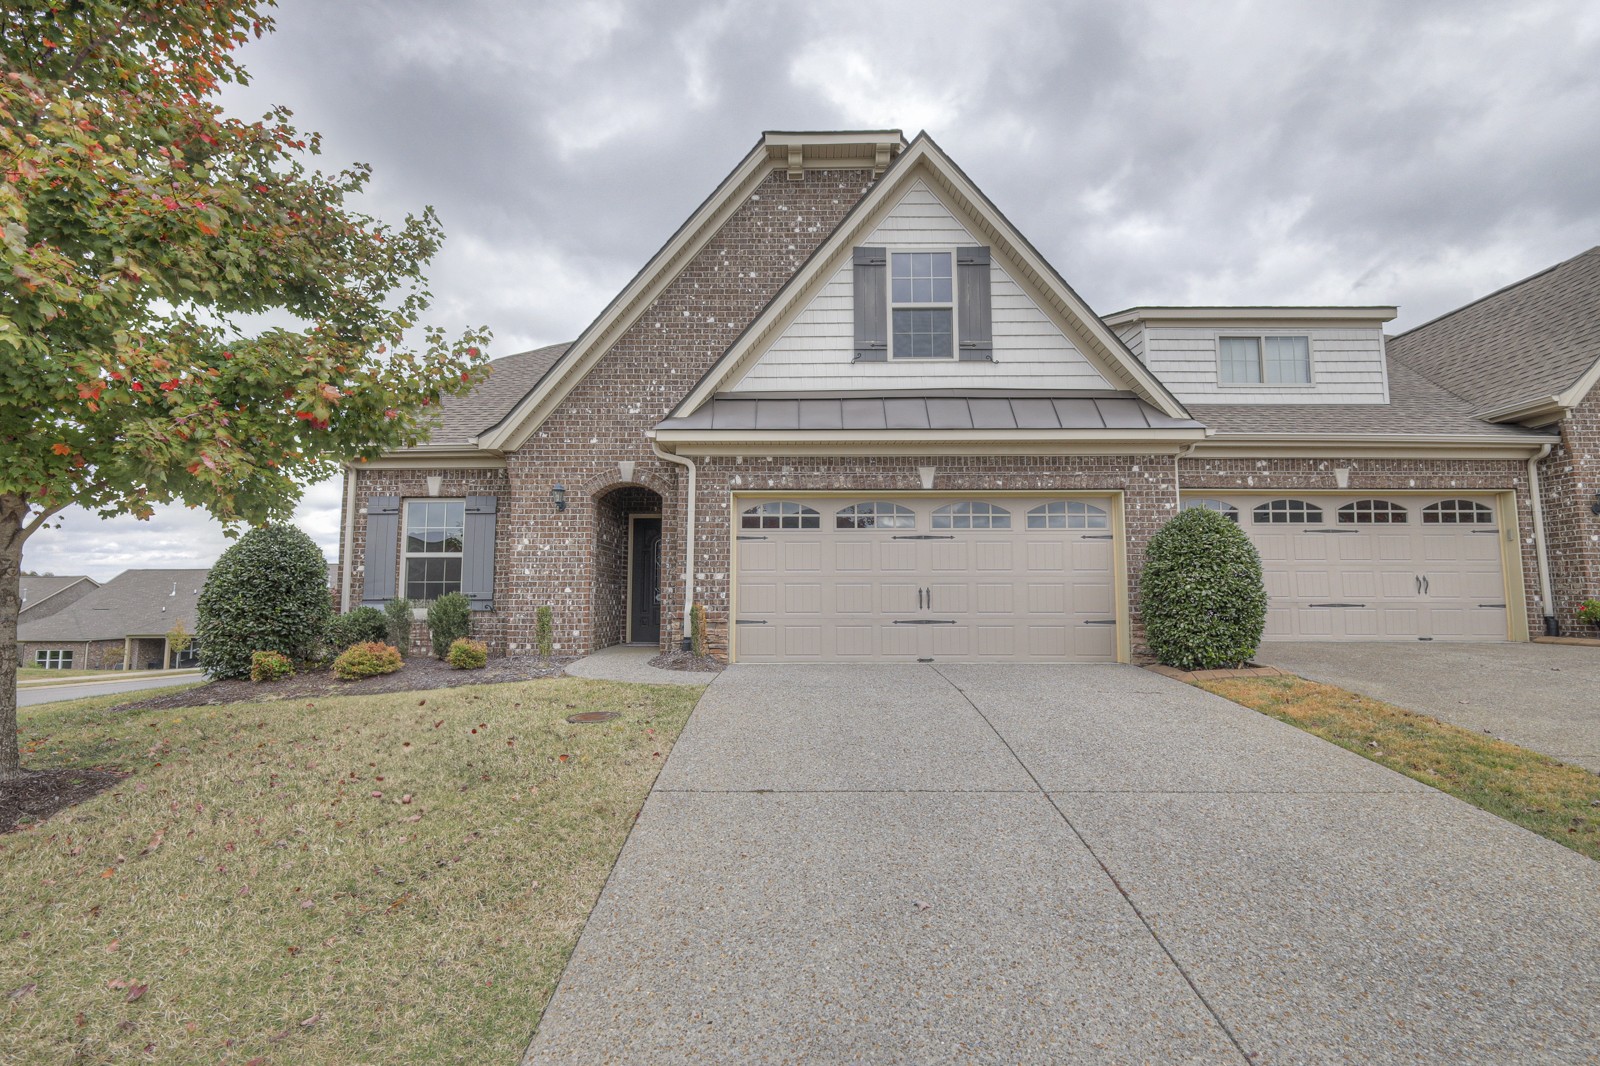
[
  {"x1": 650, "y1": 441, "x2": 697, "y2": 650},
  {"x1": 1172, "y1": 439, "x2": 1203, "y2": 508},
  {"x1": 339, "y1": 464, "x2": 358, "y2": 613},
  {"x1": 1527, "y1": 441, "x2": 1558, "y2": 636}
]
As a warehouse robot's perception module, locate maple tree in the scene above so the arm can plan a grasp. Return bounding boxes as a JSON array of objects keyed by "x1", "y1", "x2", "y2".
[{"x1": 0, "y1": 1, "x2": 490, "y2": 778}]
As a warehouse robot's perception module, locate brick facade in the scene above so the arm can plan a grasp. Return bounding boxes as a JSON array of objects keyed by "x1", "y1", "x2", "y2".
[
  {"x1": 1538, "y1": 388, "x2": 1600, "y2": 635},
  {"x1": 20, "y1": 639, "x2": 124, "y2": 671}
]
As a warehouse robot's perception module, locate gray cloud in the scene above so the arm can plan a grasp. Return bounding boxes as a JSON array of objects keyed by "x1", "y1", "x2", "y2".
[{"x1": 26, "y1": 0, "x2": 1600, "y2": 576}]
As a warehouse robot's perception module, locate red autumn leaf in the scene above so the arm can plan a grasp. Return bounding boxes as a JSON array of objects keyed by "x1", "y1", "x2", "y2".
[
  {"x1": 125, "y1": 983, "x2": 148, "y2": 1003},
  {"x1": 130, "y1": 381, "x2": 144, "y2": 392}
]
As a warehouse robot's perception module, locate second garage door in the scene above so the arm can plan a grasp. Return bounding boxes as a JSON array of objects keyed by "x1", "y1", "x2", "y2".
[
  {"x1": 732, "y1": 496, "x2": 1120, "y2": 663},
  {"x1": 1182, "y1": 494, "x2": 1513, "y2": 641}
]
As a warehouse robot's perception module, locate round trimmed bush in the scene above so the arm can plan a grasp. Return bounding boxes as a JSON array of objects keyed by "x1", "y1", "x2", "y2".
[
  {"x1": 197, "y1": 525, "x2": 333, "y2": 679},
  {"x1": 328, "y1": 606, "x2": 389, "y2": 652},
  {"x1": 332, "y1": 641, "x2": 404, "y2": 680},
  {"x1": 446, "y1": 638, "x2": 488, "y2": 670},
  {"x1": 1141, "y1": 507, "x2": 1267, "y2": 671},
  {"x1": 249, "y1": 650, "x2": 295, "y2": 683},
  {"x1": 426, "y1": 591, "x2": 472, "y2": 659}
]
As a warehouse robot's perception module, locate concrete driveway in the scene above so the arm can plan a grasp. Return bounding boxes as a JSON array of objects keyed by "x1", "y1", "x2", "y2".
[
  {"x1": 1259, "y1": 642, "x2": 1600, "y2": 772},
  {"x1": 524, "y1": 664, "x2": 1600, "y2": 1065}
]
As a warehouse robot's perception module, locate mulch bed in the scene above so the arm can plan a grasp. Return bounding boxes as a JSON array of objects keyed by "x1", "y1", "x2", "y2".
[
  {"x1": 112, "y1": 654, "x2": 578, "y2": 712},
  {"x1": 648, "y1": 649, "x2": 725, "y2": 673},
  {"x1": 1, "y1": 768, "x2": 127, "y2": 833}
]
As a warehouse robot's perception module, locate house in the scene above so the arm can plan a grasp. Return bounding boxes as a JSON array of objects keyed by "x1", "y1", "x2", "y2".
[
  {"x1": 18, "y1": 568, "x2": 209, "y2": 671},
  {"x1": 333, "y1": 130, "x2": 1592, "y2": 664},
  {"x1": 20, "y1": 574, "x2": 100, "y2": 623}
]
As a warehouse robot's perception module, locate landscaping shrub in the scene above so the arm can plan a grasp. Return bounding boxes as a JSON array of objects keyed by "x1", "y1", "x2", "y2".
[
  {"x1": 1578, "y1": 598, "x2": 1600, "y2": 627},
  {"x1": 197, "y1": 525, "x2": 333, "y2": 679},
  {"x1": 446, "y1": 638, "x2": 488, "y2": 670},
  {"x1": 690, "y1": 603, "x2": 706, "y2": 658},
  {"x1": 332, "y1": 641, "x2": 404, "y2": 680},
  {"x1": 249, "y1": 650, "x2": 295, "y2": 683},
  {"x1": 327, "y1": 606, "x2": 389, "y2": 652},
  {"x1": 535, "y1": 605, "x2": 554, "y2": 658},
  {"x1": 427, "y1": 592, "x2": 472, "y2": 658},
  {"x1": 1141, "y1": 507, "x2": 1267, "y2": 671},
  {"x1": 384, "y1": 596, "x2": 414, "y2": 653}
]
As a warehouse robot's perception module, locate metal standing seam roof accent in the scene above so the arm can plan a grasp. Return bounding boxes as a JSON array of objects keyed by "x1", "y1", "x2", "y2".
[{"x1": 655, "y1": 393, "x2": 1203, "y2": 433}]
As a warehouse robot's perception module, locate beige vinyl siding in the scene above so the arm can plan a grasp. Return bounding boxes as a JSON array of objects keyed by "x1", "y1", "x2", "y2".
[
  {"x1": 1141, "y1": 327, "x2": 1390, "y2": 404},
  {"x1": 728, "y1": 180, "x2": 1113, "y2": 393}
]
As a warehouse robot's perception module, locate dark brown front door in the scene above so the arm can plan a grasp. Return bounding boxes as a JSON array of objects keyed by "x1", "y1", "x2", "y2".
[{"x1": 630, "y1": 517, "x2": 662, "y2": 644}]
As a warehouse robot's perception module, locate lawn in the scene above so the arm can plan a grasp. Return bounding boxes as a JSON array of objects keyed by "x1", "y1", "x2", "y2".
[
  {"x1": 16, "y1": 668, "x2": 129, "y2": 683},
  {"x1": 1201, "y1": 674, "x2": 1600, "y2": 862},
  {"x1": 0, "y1": 676, "x2": 701, "y2": 1064}
]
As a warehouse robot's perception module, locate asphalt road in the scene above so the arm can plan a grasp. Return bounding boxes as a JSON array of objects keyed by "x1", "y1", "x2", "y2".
[{"x1": 16, "y1": 672, "x2": 204, "y2": 708}]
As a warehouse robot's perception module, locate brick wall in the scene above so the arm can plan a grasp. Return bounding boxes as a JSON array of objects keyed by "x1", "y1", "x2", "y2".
[
  {"x1": 20, "y1": 639, "x2": 124, "y2": 670},
  {"x1": 1539, "y1": 389, "x2": 1600, "y2": 635}
]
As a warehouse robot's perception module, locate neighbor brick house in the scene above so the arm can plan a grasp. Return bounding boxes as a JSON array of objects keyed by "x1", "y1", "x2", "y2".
[
  {"x1": 19, "y1": 569, "x2": 208, "y2": 670},
  {"x1": 333, "y1": 131, "x2": 1596, "y2": 662}
]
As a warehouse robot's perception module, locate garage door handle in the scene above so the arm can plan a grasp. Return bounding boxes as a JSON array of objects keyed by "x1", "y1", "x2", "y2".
[
  {"x1": 1478, "y1": 603, "x2": 1506, "y2": 609},
  {"x1": 1080, "y1": 534, "x2": 1114, "y2": 540},
  {"x1": 894, "y1": 619, "x2": 956, "y2": 625},
  {"x1": 1084, "y1": 619, "x2": 1117, "y2": 626},
  {"x1": 1421, "y1": 575, "x2": 1430, "y2": 595},
  {"x1": 1308, "y1": 603, "x2": 1365, "y2": 608},
  {"x1": 734, "y1": 619, "x2": 767, "y2": 625},
  {"x1": 1415, "y1": 574, "x2": 1423, "y2": 595},
  {"x1": 1304, "y1": 528, "x2": 1359, "y2": 534},
  {"x1": 736, "y1": 535, "x2": 767, "y2": 541}
]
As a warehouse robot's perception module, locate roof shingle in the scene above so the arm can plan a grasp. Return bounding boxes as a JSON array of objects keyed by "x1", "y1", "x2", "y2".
[
  {"x1": 420, "y1": 343, "x2": 571, "y2": 446},
  {"x1": 18, "y1": 569, "x2": 211, "y2": 642}
]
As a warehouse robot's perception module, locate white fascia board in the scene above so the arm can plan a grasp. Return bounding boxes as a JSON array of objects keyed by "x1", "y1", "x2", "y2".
[
  {"x1": 1191, "y1": 432, "x2": 1551, "y2": 459},
  {"x1": 1103, "y1": 306, "x2": 1399, "y2": 327}
]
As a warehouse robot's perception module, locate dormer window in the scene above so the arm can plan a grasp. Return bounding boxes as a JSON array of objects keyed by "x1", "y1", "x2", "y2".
[
  {"x1": 891, "y1": 252, "x2": 954, "y2": 359},
  {"x1": 853, "y1": 246, "x2": 992, "y2": 363},
  {"x1": 1219, "y1": 334, "x2": 1311, "y2": 385}
]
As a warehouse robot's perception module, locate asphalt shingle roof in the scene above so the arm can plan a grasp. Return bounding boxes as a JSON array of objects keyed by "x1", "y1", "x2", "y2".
[
  {"x1": 19, "y1": 569, "x2": 211, "y2": 642},
  {"x1": 20, "y1": 575, "x2": 96, "y2": 613},
  {"x1": 420, "y1": 343, "x2": 571, "y2": 446},
  {"x1": 1386, "y1": 246, "x2": 1600, "y2": 414}
]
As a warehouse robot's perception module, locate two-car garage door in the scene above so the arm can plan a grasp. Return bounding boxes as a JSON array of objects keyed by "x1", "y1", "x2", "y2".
[
  {"x1": 1183, "y1": 494, "x2": 1514, "y2": 642},
  {"x1": 733, "y1": 496, "x2": 1120, "y2": 663}
]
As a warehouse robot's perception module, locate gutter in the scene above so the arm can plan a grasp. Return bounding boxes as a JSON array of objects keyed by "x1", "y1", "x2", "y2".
[
  {"x1": 340, "y1": 465, "x2": 358, "y2": 613},
  {"x1": 650, "y1": 442, "x2": 698, "y2": 651},
  {"x1": 1527, "y1": 441, "x2": 1558, "y2": 636}
]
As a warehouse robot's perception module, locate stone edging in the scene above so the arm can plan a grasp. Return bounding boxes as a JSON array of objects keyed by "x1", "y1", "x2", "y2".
[{"x1": 1145, "y1": 663, "x2": 1287, "y2": 684}]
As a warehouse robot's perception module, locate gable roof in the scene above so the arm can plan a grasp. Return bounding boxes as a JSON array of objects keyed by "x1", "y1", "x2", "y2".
[
  {"x1": 19, "y1": 568, "x2": 210, "y2": 642},
  {"x1": 417, "y1": 342, "x2": 570, "y2": 447},
  {"x1": 1387, "y1": 246, "x2": 1600, "y2": 422},
  {"x1": 20, "y1": 575, "x2": 98, "y2": 614},
  {"x1": 475, "y1": 131, "x2": 908, "y2": 453},
  {"x1": 670, "y1": 133, "x2": 1189, "y2": 423}
]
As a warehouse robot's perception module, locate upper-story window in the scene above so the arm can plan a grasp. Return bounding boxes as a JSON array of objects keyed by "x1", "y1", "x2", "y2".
[
  {"x1": 1219, "y1": 335, "x2": 1312, "y2": 385},
  {"x1": 891, "y1": 252, "x2": 954, "y2": 359},
  {"x1": 404, "y1": 500, "x2": 464, "y2": 602}
]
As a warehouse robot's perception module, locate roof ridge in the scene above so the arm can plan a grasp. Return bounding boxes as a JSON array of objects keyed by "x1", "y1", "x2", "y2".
[{"x1": 1389, "y1": 244, "x2": 1600, "y2": 342}]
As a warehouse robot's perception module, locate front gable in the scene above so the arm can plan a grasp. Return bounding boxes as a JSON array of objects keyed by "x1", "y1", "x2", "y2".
[{"x1": 671, "y1": 134, "x2": 1188, "y2": 421}]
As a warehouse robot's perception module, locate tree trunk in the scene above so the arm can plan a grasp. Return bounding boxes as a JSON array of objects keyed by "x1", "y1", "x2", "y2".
[{"x1": 1, "y1": 496, "x2": 30, "y2": 781}]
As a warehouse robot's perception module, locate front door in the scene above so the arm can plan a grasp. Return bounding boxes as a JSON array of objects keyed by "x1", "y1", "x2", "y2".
[{"x1": 629, "y1": 516, "x2": 662, "y2": 644}]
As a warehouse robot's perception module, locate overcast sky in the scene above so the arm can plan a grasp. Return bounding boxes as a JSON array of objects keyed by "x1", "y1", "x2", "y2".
[{"x1": 23, "y1": 0, "x2": 1600, "y2": 579}]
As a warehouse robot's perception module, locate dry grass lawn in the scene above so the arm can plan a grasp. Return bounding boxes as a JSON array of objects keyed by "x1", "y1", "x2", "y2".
[
  {"x1": 0, "y1": 677, "x2": 701, "y2": 1064},
  {"x1": 1202, "y1": 674, "x2": 1600, "y2": 862}
]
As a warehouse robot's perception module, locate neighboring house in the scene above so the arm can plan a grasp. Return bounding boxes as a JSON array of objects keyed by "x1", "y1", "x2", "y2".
[
  {"x1": 333, "y1": 130, "x2": 1592, "y2": 663},
  {"x1": 18, "y1": 569, "x2": 209, "y2": 671},
  {"x1": 20, "y1": 575, "x2": 100, "y2": 623}
]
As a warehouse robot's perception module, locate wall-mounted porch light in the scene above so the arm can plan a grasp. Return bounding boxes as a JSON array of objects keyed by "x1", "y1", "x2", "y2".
[
  {"x1": 551, "y1": 483, "x2": 567, "y2": 513},
  {"x1": 1590, "y1": 491, "x2": 1600, "y2": 517}
]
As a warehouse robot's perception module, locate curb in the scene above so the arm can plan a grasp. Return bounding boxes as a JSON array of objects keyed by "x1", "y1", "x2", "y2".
[{"x1": 1145, "y1": 663, "x2": 1287, "y2": 684}]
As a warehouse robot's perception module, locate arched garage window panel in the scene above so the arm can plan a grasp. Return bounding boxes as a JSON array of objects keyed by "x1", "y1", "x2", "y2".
[
  {"x1": 932, "y1": 501, "x2": 1012, "y2": 530},
  {"x1": 740, "y1": 501, "x2": 821, "y2": 530},
  {"x1": 836, "y1": 501, "x2": 917, "y2": 529},
  {"x1": 1027, "y1": 500, "x2": 1109, "y2": 530},
  {"x1": 1253, "y1": 499, "x2": 1324, "y2": 524},
  {"x1": 1180, "y1": 499, "x2": 1239, "y2": 522},
  {"x1": 1338, "y1": 499, "x2": 1408, "y2": 524},
  {"x1": 1423, "y1": 499, "x2": 1494, "y2": 525}
]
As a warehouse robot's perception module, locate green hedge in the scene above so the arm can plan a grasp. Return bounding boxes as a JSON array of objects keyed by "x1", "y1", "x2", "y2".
[
  {"x1": 327, "y1": 606, "x2": 389, "y2": 652},
  {"x1": 426, "y1": 592, "x2": 472, "y2": 659},
  {"x1": 1140, "y1": 508, "x2": 1267, "y2": 671},
  {"x1": 197, "y1": 525, "x2": 332, "y2": 680}
]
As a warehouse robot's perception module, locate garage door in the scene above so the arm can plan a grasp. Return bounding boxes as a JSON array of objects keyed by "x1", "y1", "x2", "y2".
[
  {"x1": 1183, "y1": 494, "x2": 1511, "y2": 641},
  {"x1": 733, "y1": 496, "x2": 1120, "y2": 663}
]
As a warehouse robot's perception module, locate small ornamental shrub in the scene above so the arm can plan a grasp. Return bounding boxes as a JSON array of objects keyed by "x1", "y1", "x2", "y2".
[
  {"x1": 1578, "y1": 598, "x2": 1600, "y2": 627},
  {"x1": 535, "y1": 605, "x2": 554, "y2": 658},
  {"x1": 690, "y1": 603, "x2": 706, "y2": 658},
  {"x1": 249, "y1": 650, "x2": 295, "y2": 683},
  {"x1": 197, "y1": 524, "x2": 333, "y2": 679},
  {"x1": 427, "y1": 592, "x2": 472, "y2": 658},
  {"x1": 1141, "y1": 507, "x2": 1268, "y2": 671},
  {"x1": 332, "y1": 641, "x2": 404, "y2": 680},
  {"x1": 327, "y1": 606, "x2": 389, "y2": 652},
  {"x1": 446, "y1": 638, "x2": 488, "y2": 670},
  {"x1": 383, "y1": 596, "x2": 414, "y2": 653}
]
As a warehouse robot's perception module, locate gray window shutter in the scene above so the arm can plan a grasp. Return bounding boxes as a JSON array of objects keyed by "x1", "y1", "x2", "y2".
[
  {"x1": 360, "y1": 496, "x2": 400, "y2": 607},
  {"x1": 853, "y1": 246, "x2": 888, "y2": 362},
  {"x1": 957, "y1": 246, "x2": 993, "y2": 362},
  {"x1": 462, "y1": 495, "x2": 497, "y2": 611}
]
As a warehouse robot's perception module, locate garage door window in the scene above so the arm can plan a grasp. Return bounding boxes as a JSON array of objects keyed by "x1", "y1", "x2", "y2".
[
  {"x1": 741, "y1": 501, "x2": 820, "y2": 530},
  {"x1": 1027, "y1": 500, "x2": 1109, "y2": 529},
  {"x1": 836, "y1": 501, "x2": 916, "y2": 529},
  {"x1": 1337, "y1": 499, "x2": 1408, "y2": 524},
  {"x1": 1253, "y1": 499, "x2": 1323, "y2": 524},
  {"x1": 1181, "y1": 499, "x2": 1239, "y2": 522},
  {"x1": 932, "y1": 501, "x2": 1011, "y2": 529},
  {"x1": 1423, "y1": 500, "x2": 1493, "y2": 524}
]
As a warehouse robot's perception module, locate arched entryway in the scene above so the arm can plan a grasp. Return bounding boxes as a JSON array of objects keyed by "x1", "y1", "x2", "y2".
[{"x1": 592, "y1": 484, "x2": 665, "y2": 649}]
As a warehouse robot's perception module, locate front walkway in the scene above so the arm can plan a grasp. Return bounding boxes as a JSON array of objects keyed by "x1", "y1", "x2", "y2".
[
  {"x1": 563, "y1": 645, "x2": 719, "y2": 686},
  {"x1": 524, "y1": 664, "x2": 1600, "y2": 1064}
]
